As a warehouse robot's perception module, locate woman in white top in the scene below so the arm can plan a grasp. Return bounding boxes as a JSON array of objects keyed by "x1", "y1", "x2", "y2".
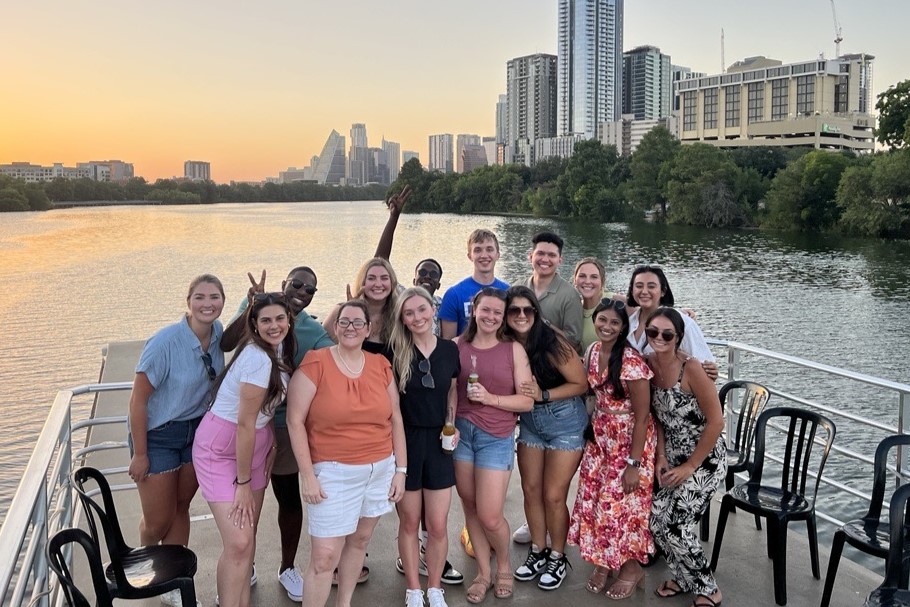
[
  {"x1": 625, "y1": 265, "x2": 718, "y2": 379},
  {"x1": 193, "y1": 292, "x2": 296, "y2": 607}
]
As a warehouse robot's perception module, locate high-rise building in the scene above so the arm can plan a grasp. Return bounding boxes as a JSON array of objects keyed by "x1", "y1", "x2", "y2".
[
  {"x1": 534, "y1": 135, "x2": 585, "y2": 162},
  {"x1": 184, "y1": 161, "x2": 211, "y2": 181},
  {"x1": 495, "y1": 94, "x2": 508, "y2": 144},
  {"x1": 623, "y1": 45, "x2": 671, "y2": 120},
  {"x1": 350, "y1": 123, "x2": 368, "y2": 148},
  {"x1": 482, "y1": 136, "x2": 500, "y2": 167},
  {"x1": 428, "y1": 134, "x2": 454, "y2": 173},
  {"x1": 313, "y1": 129, "x2": 346, "y2": 185},
  {"x1": 507, "y1": 53, "x2": 558, "y2": 165},
  {"x1": 460, "y1": 145, "x2": 488, "y2": 174},
  {"x1": 456, "y1": 134, "x2": 482, "y2": 172},
  {"x1": 558, "y1": 0, "x2": 624, "y2": 138},
  {"x1": 382, "y1": 138, "x2": 401, "y2": 182},
  {"x1": 402, "y1": 150, "x2": 420, "y2": 164},
  {"x1": 671, "y1": 65, "x2": 707, "y2": 111},
  {"x1": 676, "y1": 53, "x2": 875, "y2": 152}
]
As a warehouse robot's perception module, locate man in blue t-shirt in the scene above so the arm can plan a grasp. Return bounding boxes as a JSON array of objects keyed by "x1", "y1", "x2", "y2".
[{"x1": 439, "y1": 229, "x2": 510, "y2": 338}]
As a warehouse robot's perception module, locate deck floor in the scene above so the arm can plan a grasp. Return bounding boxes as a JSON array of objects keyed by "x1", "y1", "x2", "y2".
[{"x1": 75, "y1": 341, "x2": 881, "y2": 607}]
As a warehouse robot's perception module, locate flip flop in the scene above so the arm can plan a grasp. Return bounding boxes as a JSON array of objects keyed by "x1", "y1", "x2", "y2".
[{"x1": 655, "y1": 580, "x2": 683, "y2": 598}]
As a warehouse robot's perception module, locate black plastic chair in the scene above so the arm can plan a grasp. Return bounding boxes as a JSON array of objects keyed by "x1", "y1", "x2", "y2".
[
  {"x1": 709, "y1": 407, "x2": 836, "y2": 606},
  {"x1": 700, "y1": 380, "x2": 771, "y2": 541},
  {"x1": 71, "y1": 466, "x2": 198, "y2": 605},
  {"x1": 47, "y1": 527, "x2": 115, "y2": 607},
  {"x1": 864, "y1": 482, "x2": 910, "y2": 606},
  {"x1": 822, "y1": 434, "x2": 910, "y2": 607}
]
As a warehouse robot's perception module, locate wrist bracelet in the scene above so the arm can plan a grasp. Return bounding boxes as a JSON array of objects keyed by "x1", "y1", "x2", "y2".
[
  {"x1": 395, "y1": 466, "x2": 407, "y2": 474},
  {"x1": 233, "y1": 476, "x2": 252, "y2": 486}
]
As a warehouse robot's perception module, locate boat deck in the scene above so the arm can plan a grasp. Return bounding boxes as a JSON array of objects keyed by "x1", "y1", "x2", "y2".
[{"x1": 77, "y1": 341, "x2": 882, "y2": 607}]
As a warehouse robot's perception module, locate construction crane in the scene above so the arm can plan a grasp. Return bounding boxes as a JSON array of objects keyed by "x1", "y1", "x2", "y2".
[{"x1": 830, "y1": 0, "x2": 843, "y2": 57}]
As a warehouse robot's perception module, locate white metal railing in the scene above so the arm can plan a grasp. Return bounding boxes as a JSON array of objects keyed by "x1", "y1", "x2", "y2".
[
  {"x1": 710, "y1": 339, "x2": 910, "y2": 527},
  {"x1": 0, "y1": 382, "x2": 132, "y2": 607}
]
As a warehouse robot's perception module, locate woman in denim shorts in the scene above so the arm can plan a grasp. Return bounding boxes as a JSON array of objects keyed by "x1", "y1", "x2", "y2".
[
  {"x1": 504, "y1": 286, "x2": 588, "y2": 591},
  {"x1": 127, "y1": 274, "x2": 225, "y2": 551},
  {"x1": 453, "y1": 288, "x2": 534, "y2": 603}
]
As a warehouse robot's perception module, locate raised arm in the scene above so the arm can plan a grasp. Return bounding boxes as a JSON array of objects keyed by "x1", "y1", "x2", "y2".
[{"x1": 373, "y1": 185, "x2": 412, "y2": 260}]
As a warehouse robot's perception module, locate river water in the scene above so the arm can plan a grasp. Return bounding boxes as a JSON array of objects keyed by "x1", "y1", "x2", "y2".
[{"x1": 1, "y1": 201, "x2": 909, "y2": 526}]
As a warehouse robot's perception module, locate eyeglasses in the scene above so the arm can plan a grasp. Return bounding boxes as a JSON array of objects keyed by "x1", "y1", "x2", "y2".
[
  {"x1": 644, "y1": 327, "x2": 677, "y2": 342},
  {"x1": 201, "y1": 352, "x2": 216, "y2": 381},
  {"x1": 289, "y1": 279, "x2": 317, "y2": 295},
  {"x1": 507, "y1": 305, "x2": 536, "y2": 318},
  {"x1": 337, "y1": 317, "x2": 368, "y2": 329},
  {"x1": 418, "y1": 358, "x2": 435, "y2": 389},
  {"x1": 600, "y1": 298, "x2": 626, "y2": 312},
  {"x1": 416, "y1": 268, "x2": 441, "y2": 280}
]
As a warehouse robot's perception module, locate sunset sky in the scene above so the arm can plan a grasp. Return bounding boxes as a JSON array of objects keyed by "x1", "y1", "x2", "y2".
[{"x1": 1, "y1": 0, "x2": 907, "y2": 182}]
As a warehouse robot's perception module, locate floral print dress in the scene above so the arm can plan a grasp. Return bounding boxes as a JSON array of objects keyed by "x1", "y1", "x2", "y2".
[
  {"x1": 569, "y1": 344, "x2": 656, "y2": 570},
  {"x1": 649, "y1": 359, "x2": 726, "y2": 595}
]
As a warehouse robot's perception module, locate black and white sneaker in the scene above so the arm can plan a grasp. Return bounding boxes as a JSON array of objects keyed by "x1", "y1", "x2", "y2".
[
  {"x1": 537, "y1": 553, "x2": 571, "y2": 590},
  {"x1": 395, "y1": 556, "x2": 462, "y2": 585},
  {"x1": 513, "y1": 547, "x2": 551, "y2": 581}
]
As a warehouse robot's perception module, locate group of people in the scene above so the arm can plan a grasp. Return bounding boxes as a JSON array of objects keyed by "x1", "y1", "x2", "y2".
[{"x1": 126, "y1": 189, "x2": 727, "y2": 607}]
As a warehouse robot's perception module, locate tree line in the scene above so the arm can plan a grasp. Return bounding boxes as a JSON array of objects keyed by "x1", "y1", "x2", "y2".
[{"x1": 0, "y1": 175, "x2": 388, "y2": 211}]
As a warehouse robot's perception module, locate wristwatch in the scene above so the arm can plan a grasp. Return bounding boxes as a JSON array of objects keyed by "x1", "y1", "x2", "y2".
[
  {"x1": 540, "y1": 389, "x2": 550, "y2": 403},
  {"x1": 625, "y1": 457, "x2": 641, "y2": 468}
]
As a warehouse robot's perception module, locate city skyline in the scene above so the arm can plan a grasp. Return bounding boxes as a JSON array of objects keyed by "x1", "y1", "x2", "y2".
[{"x1": 1, "y1": 0, "x2": 908, "y2": 182}]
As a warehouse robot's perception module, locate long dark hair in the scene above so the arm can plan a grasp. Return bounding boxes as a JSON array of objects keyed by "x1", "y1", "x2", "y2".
[
  {"x1": 212, "y1": 292, "x2": 296, "y2": 415},
  {"x1": 592, "y1": 298, "x2": 630, "y2": 400},
  {"x1": 504, "y1": 286, "x2": 574, "y2": 381},
  {"x1": 645, "y1": 306, "x2": 685, "y2": 352},
  {"x1": 626, "y1": 264, "x2": 674, "y2": 308},
  {"x1": 462, "y1": 287, "x2": 508, "y2": 343}
]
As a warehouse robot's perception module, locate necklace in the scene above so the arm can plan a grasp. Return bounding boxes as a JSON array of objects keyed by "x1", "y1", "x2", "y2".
[{"x1": 335, "y1": 346, "x2": 365, "y2": 375}]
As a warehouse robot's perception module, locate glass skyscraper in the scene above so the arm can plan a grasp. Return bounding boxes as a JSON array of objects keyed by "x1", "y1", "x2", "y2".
[{"x1": 557, "y1": 0, "x2": 624, "y2": 138}]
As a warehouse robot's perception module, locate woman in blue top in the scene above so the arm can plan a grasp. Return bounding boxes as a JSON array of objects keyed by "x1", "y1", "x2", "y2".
[{"x1": 127, "y1": 274, "x2": 226, "y2": 549}]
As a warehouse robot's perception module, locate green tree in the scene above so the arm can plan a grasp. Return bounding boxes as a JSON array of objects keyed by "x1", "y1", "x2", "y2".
[
  {"x1": 664, "y1": 143, "x2": 747, "y2": 227},
  {"x1": 43, "y1": 177, "x2": 74, "y2": 202},
  {"x1": 729, "y1": 146, "x2": 789, "y2": 180},
  {"x1": 0, "y1": 187, "x2": 29, "y2": 211},
  {"x1": 838, "y1": 150, "x2": 910, "y2": 238},
  {"x1": 764, "y1": 150, "x2": 851, "y2": 231},
  {"x1": 555, "y1": 140, "x2": 626, "y2": 220},
  {"x1": 24, "y1": 184, "x2": 51, "y2": 210},
  {"x1": 875, "y1": 80, "x2": 910, "y2": 149},
  {"x1": 627, "y1": 126, "x2": 680, "y2": 218}
]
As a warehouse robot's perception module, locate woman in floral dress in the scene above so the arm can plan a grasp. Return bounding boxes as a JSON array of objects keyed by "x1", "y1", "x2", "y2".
[{"x1": 569, "y1": 298, "x2": 655, "y2": 600}]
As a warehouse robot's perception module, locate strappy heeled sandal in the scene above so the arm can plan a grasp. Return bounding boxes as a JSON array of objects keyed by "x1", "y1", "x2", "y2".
[{"x1": 585, "y1": 567, "x2": 613, "y2": 594}]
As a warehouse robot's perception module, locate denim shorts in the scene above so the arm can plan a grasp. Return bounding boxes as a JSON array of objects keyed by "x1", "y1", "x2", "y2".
[
  {"x1": 308, "y1": 454, "x2": 396, "y2": 537},
  {"x1": 128, "y1": 416, "x2": 202, "y2": 475},
  {"x1": 452, "y1": 417, "x2": 515, "y2": 471},
  {"x1": 518, "y1": 396, "x2": 587, "y2": 452}
]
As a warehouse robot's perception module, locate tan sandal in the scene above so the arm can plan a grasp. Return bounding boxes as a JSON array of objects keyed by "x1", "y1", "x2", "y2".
[
  {"x1": 494, "y1": 572, "x2": 513, "y2": 599},
  {"x1": 605, "y1": 570, "x2": 645, "y2": 600},
  {"x1": 586, "y1": 566, "x2": 613, "y2": 594},
  {"x1": 466, "y1": 576, "x2": 492, "y2": 604}
]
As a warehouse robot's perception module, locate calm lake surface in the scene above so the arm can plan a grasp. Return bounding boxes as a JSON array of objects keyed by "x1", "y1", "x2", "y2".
[{"x1": 1, "y1": 201, "x2": 909, "y2": 526}]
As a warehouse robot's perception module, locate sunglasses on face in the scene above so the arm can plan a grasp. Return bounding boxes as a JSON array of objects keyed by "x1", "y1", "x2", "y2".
[
  {"x1": 289, "y1": 279, "x2": 318, "y2": 295},
  {"x1": 201, "y1": 352, "x2": 216, "y2": 381},
  {"x1": 416, "y1": 268, "x2": 441, "y2": 280},
  {"x1": 507, "y1": 305, "x2": 536, "y2": 318},
  {"x1": 644, "y1": 327, "x2": 677, "y2": 342},
  {"x1": 337, "y1": 318, "x2": 367, "y2": 329},
  {"x1": 418, "y1": 358, "x2": 435, "y2": 389}
]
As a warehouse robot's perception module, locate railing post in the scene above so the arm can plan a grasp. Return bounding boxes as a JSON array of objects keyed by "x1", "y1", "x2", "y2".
[
  {"x1": 899, "y1": 391, "x2": 910, "y2": 485},
  {"x1": 726, "y1": 346, "x2": 740, "y2": 439}
]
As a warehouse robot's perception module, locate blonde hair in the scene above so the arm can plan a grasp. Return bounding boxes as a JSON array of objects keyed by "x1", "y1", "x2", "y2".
[
  {"x1": 467, "y1": 229, "x2": 499, "y2": 252},
  {"x1": 389, "y1": 287, "x2": 435, "y2": 392},
  {"x1": 352, "y1": 258, "x2": 399, "y2": 344}
]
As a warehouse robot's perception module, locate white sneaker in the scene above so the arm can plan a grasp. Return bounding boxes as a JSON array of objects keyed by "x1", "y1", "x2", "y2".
[
  {"x1": 512, "y1": 522, "x2": 531, "y2": 544},
  {"x1": 160, "y1": 589, "x2": 201, "y2": 607},
  {"x1": 250, "y1": 564, "x2": 258, "y2": 586},
  {"x1": 427, "y1": 587, "x2": 447, "y2": 607},
  {"x1": 511, "y1": 522, "x2": 551, "y2": 546},
  {"x1": 405, "y1": 588, "x2": 425, "y2": 607},
  {"x1": 279, "y1": 567, "x2": 304, "y2": 602}
]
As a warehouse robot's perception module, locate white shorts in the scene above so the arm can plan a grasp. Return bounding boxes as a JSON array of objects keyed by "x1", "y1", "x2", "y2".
[{"x1": 307, "y1": 454, "x2": 395, "y2": 537}]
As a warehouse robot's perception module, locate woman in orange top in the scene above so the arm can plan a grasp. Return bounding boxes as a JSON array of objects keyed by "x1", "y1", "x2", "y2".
[{"x1": 287, "y1": 300, "x2": 407, "y2": 607}]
